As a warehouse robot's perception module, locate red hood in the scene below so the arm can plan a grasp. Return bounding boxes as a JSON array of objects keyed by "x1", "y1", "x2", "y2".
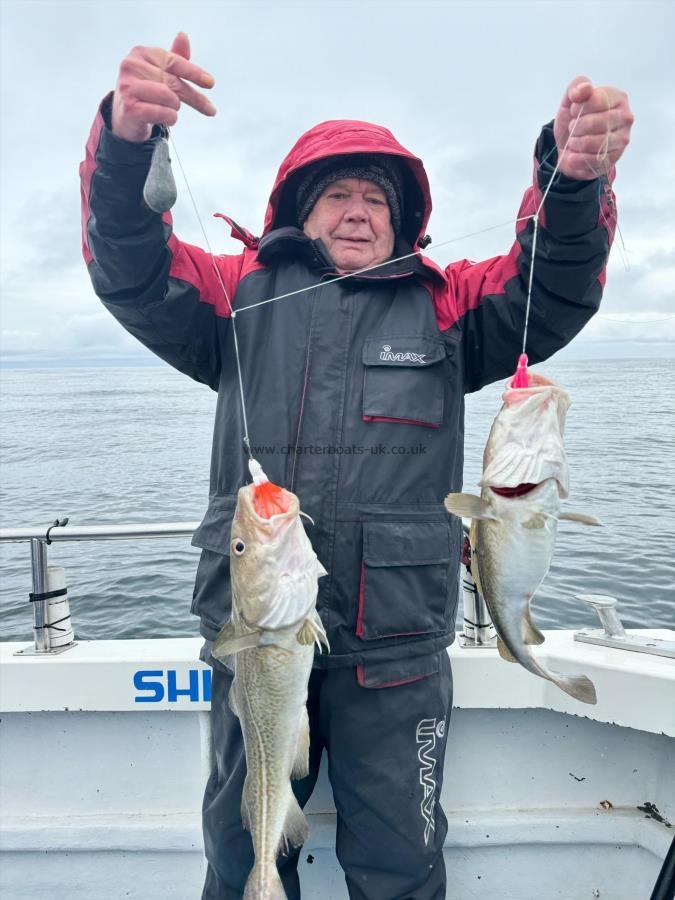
[{"x1": 263, "y1": 119, "x2": 432, "y2": 246}]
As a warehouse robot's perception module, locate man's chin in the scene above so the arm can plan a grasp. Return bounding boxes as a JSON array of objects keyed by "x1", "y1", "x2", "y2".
[{"x1": 332, "y1": 248, "x2": 375, "y2": 271}]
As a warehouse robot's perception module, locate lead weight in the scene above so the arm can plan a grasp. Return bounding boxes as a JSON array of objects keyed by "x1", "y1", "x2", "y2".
[{"x1": 143, "y1": 137, "x2": 177, "y2": 213}]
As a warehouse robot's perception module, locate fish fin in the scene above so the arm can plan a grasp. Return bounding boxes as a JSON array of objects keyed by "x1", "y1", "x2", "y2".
[
  {"x1": 497, "y1": 636, "x2": 519, "y2": 663},
  {"x1": 553, "y1": 673, "x2": 598, "y2": 705},
  {"x1": 444, "y1": 493, "x2": 497, "y2": 520},
  {"x1": 227, "y1": 680, "x2": 239, "y2": 718},
  {"x1": 296, "y1": 609, "x2": 330, "y2": 653},
  {"x1": 523, "y1": 609, "x2": 546, "y2": 646},
  {"x1": 468, "y1": 519, "x2": 486, "y2": 597},
  {"x1": 291, "y1": 707, "x2": 310, "y2": 780},
  {"x1": 214, "y1": 619, "x2": 236, "y2": 643},
  {"x1": 280, "y1": 792, "x2": 309, "y2": 852},
  {"x1": 243, "y1": 866, "x2": 285, "y2": 900},
  {"x1": 212, "y1": 621, "x2": 260, "y2": 661},
  {"x1": 296, "y1": 620, "x2": 315, "y2": 646},
  {"x1": 241, "y1": 775, "x2": 252, "y2": 832},
  {"x1": 559, "y1": 511, "x2": 603, "y2": 526}
]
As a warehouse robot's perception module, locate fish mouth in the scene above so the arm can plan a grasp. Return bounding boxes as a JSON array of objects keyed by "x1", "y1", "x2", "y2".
[
  {"x1": 488, "y1": 477, "x2": 565, "y2": 500},
  {"x1": 490, "y1": 483, "x2": 539, "y2": 498},
  {"x1": 240, "y1": 482, "x2": 298, "y2": 524}
]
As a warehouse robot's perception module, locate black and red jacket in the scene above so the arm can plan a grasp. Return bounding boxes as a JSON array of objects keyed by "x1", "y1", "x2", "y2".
[{"x1": 81, "y1": 96, "x2": 616, "y2": 686}]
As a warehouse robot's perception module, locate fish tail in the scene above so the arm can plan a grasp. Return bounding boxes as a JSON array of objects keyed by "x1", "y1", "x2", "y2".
[
  {"x1": 243, "y1": 863, "x2": 287, "y2": 899},
  {"x1": 526, "y1": 653, "x2": 598, "y2": 705},
  {"x1": 553, "y1": 672, "x2": 597, "y2": 705}
]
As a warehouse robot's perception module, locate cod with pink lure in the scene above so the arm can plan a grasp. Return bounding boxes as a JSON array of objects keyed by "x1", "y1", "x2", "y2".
[
  {"x1": 212, "y1": 460, "x2": 328, "y2": 899},
  {"x1": 445, "y1": 362, "x2": 601, "y2": 705}
]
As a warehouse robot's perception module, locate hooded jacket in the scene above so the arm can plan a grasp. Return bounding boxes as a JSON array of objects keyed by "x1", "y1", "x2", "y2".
[{"x1": 81, "y1": 95, "x2": 616, "y2": 686}]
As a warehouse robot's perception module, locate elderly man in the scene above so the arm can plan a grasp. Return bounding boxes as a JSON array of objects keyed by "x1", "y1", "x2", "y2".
[{"x1": 80, "y1": 32, "x2": 633, "y2": 900}]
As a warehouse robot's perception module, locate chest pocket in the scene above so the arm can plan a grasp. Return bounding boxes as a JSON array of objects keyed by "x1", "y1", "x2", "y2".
[
  {"x1": 362, "y1": 335, "x2": 446, "y2": 427},
  {"x1": 190, "y1": 496, "x2": 237, "y2": 634}
]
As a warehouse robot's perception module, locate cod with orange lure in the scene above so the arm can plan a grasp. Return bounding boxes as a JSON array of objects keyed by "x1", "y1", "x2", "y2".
[
  {"x1": 212, "y1": 460, "x2": 327, "y2": 900},
  {"x1": 445, "y1": 354, "x2": 601, "y2": 705}
]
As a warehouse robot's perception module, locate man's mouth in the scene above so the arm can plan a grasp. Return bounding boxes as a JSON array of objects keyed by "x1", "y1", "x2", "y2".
[{"x1": 334, "y1": 236, "x2": 370, "y2": 244}]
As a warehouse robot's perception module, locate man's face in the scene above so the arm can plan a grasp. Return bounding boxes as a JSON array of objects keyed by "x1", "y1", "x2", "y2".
[{"x1": 302, "y1": 178, "x2": 395, "y2": 272}]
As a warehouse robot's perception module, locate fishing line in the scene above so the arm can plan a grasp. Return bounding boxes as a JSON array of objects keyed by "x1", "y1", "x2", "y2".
[
  {"x1": 583, "y1": 120, "x2": 631, "y2": 273},
  {"x1": 611, "y1": 219, "x2": 630, "y2": 272},
  {"x1": 167, "y1": 132, "x2": 537, "y2": 467},
  {"x1": 169, "y1": 133, "x2": 253, "y2": 458},
  {"x1": 597, "y1": 314, "x2": 675, "y2": 324},
  {"x1": 521, "y1": 103, "x2": 587, "y2": 355},
  {"x1": 169, "y1": 97, "x2": 625, "y2": 457},
  {"x1": 233, "y1": 215, "x2": 535, "y2": 314},
  {"x1": 219, "y1": 106, "x2": 606, "y2": 322}
]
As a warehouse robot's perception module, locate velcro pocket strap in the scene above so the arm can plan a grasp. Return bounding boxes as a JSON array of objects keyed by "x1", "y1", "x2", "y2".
[
  {"x1": 191, "y1": 496, "x2": 237, "y2": 554},
  {"x1": 364, "y1": 521, "x2": 452, "y2": 566}
]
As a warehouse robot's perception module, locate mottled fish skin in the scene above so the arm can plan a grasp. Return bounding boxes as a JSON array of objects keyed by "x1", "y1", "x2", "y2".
[
  {"x1": 212, "y1": 467, "x2": 327, "y2": 899},
  {"x1": 473, "y1": 481, "x2": 557, "y2": 669},
  {"x1": 235, "y1": 636, "x2": 313, "y2": 900},
  {"x1": 446, "y1": 374, "x2": 597, "y2": 705}
]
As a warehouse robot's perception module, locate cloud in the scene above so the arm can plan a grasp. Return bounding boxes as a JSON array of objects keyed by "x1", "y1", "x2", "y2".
[
  {"x1": 1, "y1": 309, "x2": 145, "y2": 359},
  {"x1": 1, "y1": 0, "x2": 674, "y2": 361}
]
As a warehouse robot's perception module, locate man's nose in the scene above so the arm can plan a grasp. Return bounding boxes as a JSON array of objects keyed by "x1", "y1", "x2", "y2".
[{"x1": 344, "y1": 197, "x2": 369, "y2": 221}]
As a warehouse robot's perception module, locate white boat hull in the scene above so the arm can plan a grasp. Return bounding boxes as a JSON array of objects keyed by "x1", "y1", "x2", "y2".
[{"x1": 1, "y1": 633, "x2": 673, "y2": 899}]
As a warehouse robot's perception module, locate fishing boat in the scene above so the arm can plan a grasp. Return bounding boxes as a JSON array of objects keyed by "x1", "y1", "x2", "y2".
[{"x1": 1, "y1": 520, "x2": 673, "y2": 900}]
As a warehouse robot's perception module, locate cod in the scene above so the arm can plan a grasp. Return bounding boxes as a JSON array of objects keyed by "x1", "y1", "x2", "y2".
[
  {"x1": 445, "y1": 371, "x2": 599, "y2": 705},
  {"x1": 212, "y1": 460, "x2": 328, "y2": 899}
]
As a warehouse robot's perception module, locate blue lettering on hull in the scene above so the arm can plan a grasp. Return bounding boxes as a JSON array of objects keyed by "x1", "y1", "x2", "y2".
[{"x1": 134, "y1": 669, "x2": 212, "y2": 703}]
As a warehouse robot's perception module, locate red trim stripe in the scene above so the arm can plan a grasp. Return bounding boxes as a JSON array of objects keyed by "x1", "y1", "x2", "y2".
[
  {"x1": 356, "y1": 664, "x2": 429, "y2": 689},
  {"x1": 356, "y1": 561, "x2": 365, "y2": 638},
  {"x1": 363, "y1": 415, "x2": 440, "y2": 428},
  {"x1": 79, "y1": 105, "x2": 108, "y2": 266}
]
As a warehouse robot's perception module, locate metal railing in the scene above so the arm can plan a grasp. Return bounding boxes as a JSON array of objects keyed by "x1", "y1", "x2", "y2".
[
  {"x1": 3, "y1": 519, "x2": 499, "y2": 656},
  {"x1": 0, "y1": 521, "x2": 199, "y2": 655},
  {"x1": 6, "y1": 519, "x2": 671, "y2": 660},
  {"x1": 0, "y1": 522, "x2": 200, "y2": 543}
]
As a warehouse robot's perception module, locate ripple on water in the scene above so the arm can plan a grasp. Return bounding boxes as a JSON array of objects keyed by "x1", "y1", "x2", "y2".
[{"x1": 2, "y1": 361, "x2": 674, "y2": 641}]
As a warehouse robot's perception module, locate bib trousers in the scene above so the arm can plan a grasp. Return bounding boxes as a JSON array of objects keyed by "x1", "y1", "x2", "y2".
[{"x1": 201, "y1": 650, "x2": 453, "y2": 900}]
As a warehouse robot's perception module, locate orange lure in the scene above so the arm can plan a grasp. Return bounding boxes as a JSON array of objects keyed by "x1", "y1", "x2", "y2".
[{"x1": 252, "y1": 476, "x2": 292, "y2": 519}]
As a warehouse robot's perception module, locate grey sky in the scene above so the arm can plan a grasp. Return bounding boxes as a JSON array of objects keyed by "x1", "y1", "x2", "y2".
[{"x1": 1, "y1": 0, "x2": 673, "y2": 364}]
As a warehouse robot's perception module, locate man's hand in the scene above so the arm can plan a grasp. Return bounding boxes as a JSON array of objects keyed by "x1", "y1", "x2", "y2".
[
  {"x1": 554, "y1": 75, "x2": 634, "y2": 180},
  {"x1": 111, "y1": 32, "x2": 216, "y2": 142}
]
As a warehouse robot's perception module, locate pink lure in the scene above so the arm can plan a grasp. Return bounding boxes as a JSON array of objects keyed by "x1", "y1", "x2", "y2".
[{"x1": 512, "y1": 353, "x2": 530, "y2": 388}]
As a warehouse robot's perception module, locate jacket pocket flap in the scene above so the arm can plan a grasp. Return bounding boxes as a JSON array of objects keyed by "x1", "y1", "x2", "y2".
[
  {"x1": 191, "y1": 497, "x2": 237, "y2": 554},
  {"x1": 362, "y1": 335, "x2": 446, "y2": 367},
  {"x1": 363, "y1": 521, "x2": 452, "y2": 567},
  {"x1": 357, "y1": 653, "x2": 440, "y2": 688}
]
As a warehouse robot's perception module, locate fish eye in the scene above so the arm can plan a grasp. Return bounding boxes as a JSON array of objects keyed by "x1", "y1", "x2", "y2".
[{"x1": 231, "y1": 539, "x2": 246, "y2": 556}]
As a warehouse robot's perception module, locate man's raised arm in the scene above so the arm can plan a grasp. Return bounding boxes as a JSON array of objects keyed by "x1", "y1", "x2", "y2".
[
  {"x1": 436, "y1": 76, "x2": 634, "y2": 393},
  {"x1": 80, "y1": 33, "x2": 242, "y2": 390}
]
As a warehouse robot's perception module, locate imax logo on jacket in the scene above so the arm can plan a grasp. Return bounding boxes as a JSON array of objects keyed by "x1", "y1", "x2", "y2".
[{"x1": 380, "y1": 344, "x2": 426, "y2": 364}]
